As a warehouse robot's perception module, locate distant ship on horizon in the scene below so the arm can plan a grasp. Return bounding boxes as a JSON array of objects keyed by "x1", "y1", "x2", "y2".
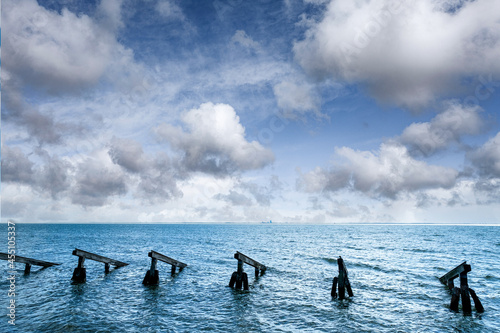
[{"x1": 261, "y1": 220, "x2": 272, "y2": 223}]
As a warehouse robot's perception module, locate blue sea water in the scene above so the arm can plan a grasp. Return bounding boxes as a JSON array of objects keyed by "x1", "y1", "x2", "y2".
[{"x1": 1, "y1": 224, "x2": 499, "y2": 333}]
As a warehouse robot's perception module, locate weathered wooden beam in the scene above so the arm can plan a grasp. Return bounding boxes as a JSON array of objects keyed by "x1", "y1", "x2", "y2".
[
  {"x1": 0, "y1": 252, "x2": 60, "y2": 267},
  {"x1": 337, "y1": 256, "x2": 353, "y2": 299},
  {"x1": 148, "y1": 250, "x2": 187, "y2": 268},
  {"x1": 143, "y1": 257, "x2": 159, "y2": 286},
  {"x1": 331, "y1": 277, "x2": 338, "y2": 298},
  {"x1": 72, "y1": 249, "x2": 128, "y2": 267},
  {"x1": 234, "y1": 251, "x2": 266, "y2": 273},
  {"x1": 469, "y1": 288, "x2": 484, "y2": 313},
  {"x1": 450, "y1": 287, "x2": 460, "y2": 312},
  {"x1": 229, "y1": 253, "x2": 259, "y2": 291},
  {"x1": 143, "y1": 251, "x2": 185, "y2": 286},
  {"x1": 439, "y1": 261, "x2": 470, "y2": 284},
  {"x1": 460, "y1": 271, "x2": 472, "y2": 315}
]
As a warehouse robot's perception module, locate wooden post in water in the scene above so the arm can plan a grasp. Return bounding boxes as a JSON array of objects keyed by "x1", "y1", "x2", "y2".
[
  {"x1": 450, "y1": 287, "x2": 460, "y2": 312},
  {"x1": 143, "y1": 250, "x2": 187, "y2": 286},
  {"x1": 460, "y1": 272, "x2": 472, "y2": 315},
  {"x1": 439, "y1": 261, "x2": 484, "y2": 314},
  {"x1": 331, "y1": 277, "x2": 338, "y2": 298},
  {"x1": 332, "y1": 256, "x2": 353, "y2": 300},
  {"x1": 229, "y1": 252, "x2": 266, "y2": 291},
  {"x1": 72, "y1": 256, "x2": 86, "y2": 283},
  {"x1": 143, "y1": 257, "x2": 159, "y2": 286},
  {"x1": 469, "y1": 288, "x2": 484, "y2": 313},
  {"x1": 71, "y1": 248, "x2": 128, "y2": 283}
]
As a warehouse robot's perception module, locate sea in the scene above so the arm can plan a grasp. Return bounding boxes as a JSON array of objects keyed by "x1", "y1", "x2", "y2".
[{"x1": 1, "y1": 224, "x2": 499, "y2": 333}]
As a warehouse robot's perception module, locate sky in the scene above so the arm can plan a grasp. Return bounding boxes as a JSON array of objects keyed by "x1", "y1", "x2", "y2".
[{"x1": 1, "y1": 0, "x2": 500, "y2": 224}]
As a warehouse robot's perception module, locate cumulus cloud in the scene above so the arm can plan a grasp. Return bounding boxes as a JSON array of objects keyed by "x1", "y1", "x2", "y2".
[
  {"x1": 71, "y1": 157, "x2": 128, "y2": 207},
  {"x1": 156, "y1": 102, "x2": 274, "y2": 175},
  {"x1": 467, "y1": 132, "x2": 500, "y2": 178},
  {"x1": 2, "y1": 145, "x2": 71, "y2": 199},
  {"x1": 135, "y1": 152, "x2": 183, "y2": 203},
  {"x1": 294, "y1": 0, "x2": 500, "y2": 109},
  {"x1": 108, "y1": 137, "x2": 183, "y2": 202},
  {"x1": 34, "y1": 154, "x2": 72, "y2": 199},
  {"x1": 1, "y1": 75, "x2": 79, "y2": 144},
  {"x1": 399, "y1": 102, "x2": 484, "y2": 156},
  {"x1": 1, "y1": 146, "x2": 34, "y2": 184},
  {"x1": 297, "y1": 143, "x2": 458, "y2": 198},
  {"x1": 3, "y1": 0, "x2": 136, "y2": 93},
  {"x1": 2, "y1": 0, "x2": 141, "y2": 145},
  {"x1": 109, "y1": 137, "x2": 146, "y2": 173}
]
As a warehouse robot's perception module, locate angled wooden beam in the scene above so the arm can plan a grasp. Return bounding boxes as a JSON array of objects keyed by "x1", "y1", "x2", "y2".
[
  {"x1": 439, "y1": 261, "x2": 470, "y2": 285},
  {"x1": 72, "y1": 249, "x2": 128, "y2": 267},
  {"x1": 234, "y1": 251, "x2": 266, "y2": 273},
  {"x1": 149, "y1": 250, "x2": 187, "y2": 269},
  {"x1": 0, "y1": 252, "x2": 60, "y2": 268},
  {"x1": 143, "y1": 251, "x2": 186, "y2": 286}
]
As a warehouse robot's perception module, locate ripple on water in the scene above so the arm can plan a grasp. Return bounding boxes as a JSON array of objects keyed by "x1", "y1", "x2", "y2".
[{"x1": 2, "y1": 224, "x2": 499, "y2": 333}]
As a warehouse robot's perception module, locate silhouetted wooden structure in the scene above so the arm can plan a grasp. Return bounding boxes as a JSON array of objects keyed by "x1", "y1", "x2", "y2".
[
  {"x1": 0, "y1": 252, "x2": 60, "y2": 275},
  {"x1": 331, "y1": 256, "x2": 353, "y2": 300},
  {"x1": 143, "y1": 250, "x2": 187, "y2": 286},
  {"x1": 440, "y1": 261, "x2": 484, "y2": 314},
  {"x1": 229, "y1": 251, "x2": 266, "y2": 290},
  {"x1": 71, "y1": 248, "x2": 128, "y2": 283}
]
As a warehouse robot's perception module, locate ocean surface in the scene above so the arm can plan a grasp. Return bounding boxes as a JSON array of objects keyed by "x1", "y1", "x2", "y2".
[{"x1": 1, "y1": 224, "x2": 499, "y2": 333}]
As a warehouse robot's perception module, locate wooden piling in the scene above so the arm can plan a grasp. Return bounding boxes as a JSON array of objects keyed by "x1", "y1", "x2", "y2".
[
  {"x1": 229, "y1": 252, "x2": 266, "y2": 291},
  {"x1": 333, "y1": 256, "x2": 353, "y2": 300},
  {"x1": 235, "y1": 259, "x2": 244, "y2": 289},
  {"x1": 439, "y1": 261, "x2": 470, "y2": 285},
  {"x1": 72, "y1": 256, "x2": 86, "y2": 283},
  {"x1": 143, "y1": 257, "x2": 159, "y2": 286},
  {"x1": 447, "y1": 279, "x2": 454, "y2": 290},
  {"x1": 469, "y1": 288, "x2": 484, "y2": 313},
  {"x1": 460, "y1": 272, "x2": 472, "y2": 315},
  {"x1": 71, "y1": 248, "x2": 128, "y2": 283},
  {"x1": 143, "y1": 250, "x2": 186, "y2": 286},
  {"x1": 450, "y1": 287, "x2": 460, "y2": 312},
  {"x1": 440, "y1": 261, "x2": 483, "y2": 314},
  {"x1": 331, "y1": 277, "x2": 338, "y2": 298}
]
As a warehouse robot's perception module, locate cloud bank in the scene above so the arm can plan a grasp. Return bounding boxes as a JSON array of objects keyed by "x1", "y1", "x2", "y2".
[{"x1": 294, "y1": 0, "x2": 500, "y2": 109}]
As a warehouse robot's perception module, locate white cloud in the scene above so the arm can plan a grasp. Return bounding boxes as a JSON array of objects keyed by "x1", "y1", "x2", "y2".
[
  {"x1": 468, "y1": 132, "x2": 500, "y2": 178},
  {"x1": 3, "y1": 0, "x2": 137, "y2": 93},
  {"x1": 2, "y1": 0, "x2": 143, "y2": 146},
  {"x1": 156, "y1": 102, "x2": 275, "y2": 175},
  {"x1": 273, "y1": 81, "x2": 323, "y2": 119},
  {"x1": 294, "y1": 0, "x2": 500, "y2": 109},
  {"x1": 97, "y1": 0, "x2": 125, "y2": 31},
  {"x1": 231, "y1": 30, "x2": 261, "y2": 51},
  {"x1": 399, "y1": 102, "x2": 484, "y2": 156},
  {"x1": 298, "y1": 143, "x2": 458, "y2": 198},
  {"x1": 155, "y1": 0, "x2": 185, "y2": 21},
  {"x1": 71, "y1": 150, "x2": 128, "y2": 207}
]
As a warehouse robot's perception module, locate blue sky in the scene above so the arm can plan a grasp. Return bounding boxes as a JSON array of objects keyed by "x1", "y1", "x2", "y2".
[{"x1": 2, "y1": 0, "x2": 500, "y2": 223}]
